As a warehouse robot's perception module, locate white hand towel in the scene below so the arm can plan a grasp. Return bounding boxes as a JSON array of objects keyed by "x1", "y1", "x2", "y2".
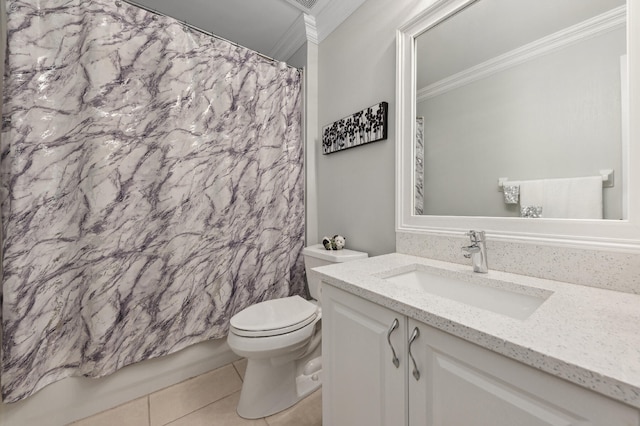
[
  {"x1": 542, "y1": 176, "x2": 603, "y2": 219},
  {"x1": 516, "y1": 179, "x2": 545, "y2": 215},
  {"x1": 517, "y1": 176, "x2": 603, "y2": 219}
]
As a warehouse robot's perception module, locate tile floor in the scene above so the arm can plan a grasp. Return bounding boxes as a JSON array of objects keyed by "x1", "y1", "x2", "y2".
[{"x1": 69, "y1": 359, "x2": 322, "y2": 426}]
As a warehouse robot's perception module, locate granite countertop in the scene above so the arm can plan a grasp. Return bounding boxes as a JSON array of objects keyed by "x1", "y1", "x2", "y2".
[{"x1": 314, "y1": 253, "x2": 640, "y2": 409}]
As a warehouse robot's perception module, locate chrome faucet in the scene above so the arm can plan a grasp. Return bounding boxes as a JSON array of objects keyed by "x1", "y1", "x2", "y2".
[{"x1": 462, "y1": 230, "x2": 488, "y2": 273}]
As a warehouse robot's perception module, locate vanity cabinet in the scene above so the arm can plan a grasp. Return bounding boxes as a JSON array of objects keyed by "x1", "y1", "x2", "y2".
[
  {"x1": 322, "y1": 284, "x2": 407, "y2": 426},
  {"x1": 406, "y1": 318, "x2": 638, "y2": 425},
  {"x1": 323, "y1": 284, "x2": 640, "y2": 426}
]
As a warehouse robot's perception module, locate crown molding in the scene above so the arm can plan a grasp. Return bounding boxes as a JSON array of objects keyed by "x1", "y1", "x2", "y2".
[
  {"x1": 304, "y1": 14, "x2": 319, "y2": 44},
  {"x1": 417, "y1": 5, "x2": 626, "y2": 102},
  {"x1": 315, "y1": 0, "x2": 366, "y2": 42},
  {"x1": 270, "y1": 0, "x2": 364, "y2": 60},
  {"x1": 269, "y1": 13, "x2": 318, "y2": 62},
  {"x1": 269, "y1": 14, "x2": 308, "y2": 61}
]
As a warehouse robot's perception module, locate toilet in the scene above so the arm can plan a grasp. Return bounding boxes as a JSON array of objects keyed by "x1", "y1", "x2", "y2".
[{"x1": 227, "y1": 243, "x2": 368, "y2": 419}]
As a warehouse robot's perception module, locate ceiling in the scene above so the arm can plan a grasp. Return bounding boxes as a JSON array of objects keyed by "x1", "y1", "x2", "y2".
[{"x1": 128, "y1": 0, "x2": 366, "y2": 63}]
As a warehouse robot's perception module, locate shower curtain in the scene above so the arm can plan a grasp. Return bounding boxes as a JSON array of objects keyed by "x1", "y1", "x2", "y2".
[{"x1": 0, "y1": 0, "x2": 304, "y2": 402}]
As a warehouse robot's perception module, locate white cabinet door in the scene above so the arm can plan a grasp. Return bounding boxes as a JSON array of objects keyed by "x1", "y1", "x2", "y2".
[
  {"x1": 408, "y1": 319, "x2": 640, "y2": 426},
  {"x1": 322, "y1": 284, "x2": 407, "y2": 426}
]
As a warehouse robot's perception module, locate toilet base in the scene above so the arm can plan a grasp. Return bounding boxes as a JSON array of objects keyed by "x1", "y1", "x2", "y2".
[
  {"x1": 236, "y1": 353, "x2": 322, "y2": 419},
  {"x1": 296, "y1": 356, "x2": 322, "y2": 400}
]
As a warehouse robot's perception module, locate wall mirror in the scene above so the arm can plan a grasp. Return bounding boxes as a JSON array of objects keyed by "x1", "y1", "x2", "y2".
[{"x1": 396, "y1": 0, "x2": 640, "y2": 249}]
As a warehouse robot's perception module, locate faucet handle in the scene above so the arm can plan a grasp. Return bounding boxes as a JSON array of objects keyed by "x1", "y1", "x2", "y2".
[
  {"x1": 461, "y1": 244, "x2": 480, "y2": 258},
  {"x1": 466, "y1": 230, "x2": 485, "y2": 243}
]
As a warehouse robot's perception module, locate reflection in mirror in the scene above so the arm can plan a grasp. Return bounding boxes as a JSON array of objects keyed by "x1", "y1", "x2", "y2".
[
  {"x1": 414, "y1": 0, "x2": 626, "y2": 220},
  {"x1": 415, "y1": 116, "x2": 425, "y2": 215}
]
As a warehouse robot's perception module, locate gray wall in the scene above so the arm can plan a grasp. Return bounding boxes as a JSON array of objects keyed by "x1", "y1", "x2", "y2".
[{"x1": 317, "y1": 0, "x2": 438, "y2": 256}]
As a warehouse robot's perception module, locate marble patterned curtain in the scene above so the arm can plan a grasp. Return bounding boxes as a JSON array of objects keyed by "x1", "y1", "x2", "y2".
[{"x1": 0, "y1": 0, "x2": 304, "y2": 402}]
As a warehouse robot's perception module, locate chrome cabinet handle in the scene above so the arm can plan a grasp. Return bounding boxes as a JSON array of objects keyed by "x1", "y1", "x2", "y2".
[
  {"x1": 387, "y1": 318, "x2": 400, "y2": 368},
  {"x1": 408, "y1": 327, "x2": 420, "y2": 380}
]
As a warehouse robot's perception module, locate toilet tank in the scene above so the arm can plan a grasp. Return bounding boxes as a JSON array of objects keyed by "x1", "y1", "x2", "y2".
[{"x1": 302, "y1": 244, "x2": 368, "y2": 302}]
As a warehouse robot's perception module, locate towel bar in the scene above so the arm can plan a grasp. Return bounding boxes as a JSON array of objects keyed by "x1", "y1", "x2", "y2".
[{"x1": 498, "y1": 169, "x2": 614, "y2": 191}]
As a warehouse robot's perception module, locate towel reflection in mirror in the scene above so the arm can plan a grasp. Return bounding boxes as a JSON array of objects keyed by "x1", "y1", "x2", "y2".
[{"x1": 507, "y1": 176, "x2": 603, "y2": 219}]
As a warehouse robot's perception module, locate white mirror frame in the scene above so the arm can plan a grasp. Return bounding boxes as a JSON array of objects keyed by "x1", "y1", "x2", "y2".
[{"x1": 396, "y1": 0, "x2": 640, "y2": 252}]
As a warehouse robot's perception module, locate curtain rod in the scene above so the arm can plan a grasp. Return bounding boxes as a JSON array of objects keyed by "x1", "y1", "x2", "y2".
[{"x1": 116, "y1": 0, "x2": 301, "y2": 70}]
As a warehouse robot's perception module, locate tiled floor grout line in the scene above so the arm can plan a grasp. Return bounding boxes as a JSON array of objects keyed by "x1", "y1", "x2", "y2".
[
  {"x1": 156, "y1": 361, "x2": 316, "y2": 426},
  {"x1": 232, "y1": 361, "x2": 245, "y2": 382},
  {"x1": 72, "y1": 359, "x2": 321, "y2": 425},
  {"x1": 158, "y1": 364, "x2": 245, "y2": 426},
  {"x1": 148, "y1": 363, "x2": 244, "y2": 426},
  {"x1": 161, "y1": 390, "x2": 244, "y2": 426}
]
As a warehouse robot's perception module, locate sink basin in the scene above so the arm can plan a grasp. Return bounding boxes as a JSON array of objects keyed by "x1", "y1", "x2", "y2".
[{"x1": 384, "y1": 268, "x2": 549, "y2": 320}]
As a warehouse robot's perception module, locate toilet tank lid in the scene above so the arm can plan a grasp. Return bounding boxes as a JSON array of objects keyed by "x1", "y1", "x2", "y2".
[{"x1": 303, "y1": 244, "x2": 368, "y2": 263}]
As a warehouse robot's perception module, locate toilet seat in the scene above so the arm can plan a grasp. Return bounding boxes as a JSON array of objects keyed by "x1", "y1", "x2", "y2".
[{"x1": 230, "y1": 295, "x2": 319, "y2": 338}]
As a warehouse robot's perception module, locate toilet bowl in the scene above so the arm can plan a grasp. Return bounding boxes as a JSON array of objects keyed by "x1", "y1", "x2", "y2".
[{"x1": 227, "y1": 244, "x2": 368, "y2": 419}]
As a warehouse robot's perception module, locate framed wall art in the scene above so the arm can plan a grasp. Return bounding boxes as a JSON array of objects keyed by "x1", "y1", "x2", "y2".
[{"x1": 322, "y1": 102, "x2": 388, "y2": 154}]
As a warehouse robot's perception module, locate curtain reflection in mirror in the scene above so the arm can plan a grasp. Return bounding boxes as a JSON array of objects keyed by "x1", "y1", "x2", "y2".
[{"x1": 415, "y1": 117, "x2": 425, "y2": 215}]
